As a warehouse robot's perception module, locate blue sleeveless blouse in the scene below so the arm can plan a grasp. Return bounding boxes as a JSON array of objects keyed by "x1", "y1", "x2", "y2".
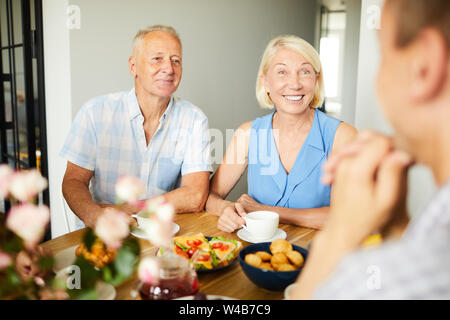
[{"x1": 247, "y1": 109, "x2": 341, "y2": 209}]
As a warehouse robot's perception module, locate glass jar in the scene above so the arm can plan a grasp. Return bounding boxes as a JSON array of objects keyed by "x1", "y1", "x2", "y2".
[{"x1": 138, "y1": 252, "x2": 199, "y2": 300}]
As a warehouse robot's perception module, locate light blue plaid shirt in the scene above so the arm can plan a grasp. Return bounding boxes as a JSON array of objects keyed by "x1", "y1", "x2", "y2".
[{"x1": 60, "y1": 88, "x2": 212, "y2": 206}]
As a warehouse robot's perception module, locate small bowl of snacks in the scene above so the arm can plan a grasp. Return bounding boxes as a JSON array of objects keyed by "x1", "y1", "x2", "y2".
[{"x1": 238, "y1": 239, "x2": 308, "y2": 291}]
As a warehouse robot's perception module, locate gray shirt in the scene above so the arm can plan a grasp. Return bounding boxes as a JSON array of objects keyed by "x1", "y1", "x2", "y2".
[{"x1": 314, "y1": 182, "x2": 450, "y2": 299}]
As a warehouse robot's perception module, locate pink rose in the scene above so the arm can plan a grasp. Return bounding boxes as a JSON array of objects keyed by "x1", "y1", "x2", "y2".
[
  {"x1": 115, "y1": 176, "x2": 146, "y2": 203},
  {"x1": 145, "y1": 196, "x2": 167, "y2": 212},
  {"x1": 144, "y1": 196, "x2": 174, "y2": 222},
  {"x1": 9, "y1": 169, "x2": 48, "y2": 202},
  {"x1": 6, "y1": 204, "x2": 50, "y2": 249},
  {"x1": 95, "y1": 209, "x2": 130, "y2": 249},
  {"x1": 0, "y1": 250, "x2": 12, "y2": 270},
  {"x1": 0, "y1": 164, "x2": 14, "y2": 199},
  {"x1": 138, "y1": 257, "x2": 160, "y2": 285},
  {"x1": 155, "y1": 202, "x2": 174, "y2": 222},
  {"x1": 141, "y1": 216, "x2": 172, "y2": 248}
]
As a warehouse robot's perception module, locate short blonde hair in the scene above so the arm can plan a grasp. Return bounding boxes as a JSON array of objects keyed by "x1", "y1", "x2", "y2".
[
  {"x1": 132, "y1": 25, "x2": 181, "y2": 54},
  {"x1": 256, "y1": 35, "x2": 324, "y2": 110}
]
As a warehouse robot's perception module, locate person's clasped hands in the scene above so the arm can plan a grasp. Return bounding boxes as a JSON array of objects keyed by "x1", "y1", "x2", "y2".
[{"x1": 320, "y1": 130, "x2": 414, "y2": 247}]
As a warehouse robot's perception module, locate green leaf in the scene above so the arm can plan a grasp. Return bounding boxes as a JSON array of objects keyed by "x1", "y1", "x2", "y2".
[
  {"x1": 73, "y1": 256, "x2": 99, "y2": 289},
  {"x1": 225, "y1": 252, "x2": 235, "y2": 261},
  {"x1": 38, "y1": 255, "x2": 54, "y2": 271},
  {"x1": 174, "y1": 242, "x2": 188, "y2": 252},
  {"x1": 210, "y1": 250, "x2": 220, "y2": 267},
  {"x1": 122, "y1": 237, "x2": 140, "y2": 256},
  {"x1": 83, "y1": 228, "x2": 97, "y2": 251},
  {"x1": 101, "y1": 265, "x2": 113, "y2": 283},
  {"x1": 6, "y1": 266, "x2": 22, "y2": 286},
  {"x1": 69, "y1": 287, "x2": 98, "y2": 300},
  {"x1": 1, "y1": 234, "x2": 23, "y2": 254},
  {"x1": 114, "y1": 246, "x2": 136, "y2": 278}
]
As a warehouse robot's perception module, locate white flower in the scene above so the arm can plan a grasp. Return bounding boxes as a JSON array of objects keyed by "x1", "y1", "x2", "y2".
[
  {"x1": 115, "y1": 176, "x2": 146, "y2": 203},
  {"x1": 6, "y1": 204, "x2": 50, "y2": 249},
  {"x1": 145, "y1": 196, "x2": 167, "y2": 212},
  {"x1": 9, "y1": 169, "x2": 48, "y2": 202},
  {"x1": 95, "y1": 209, "x2": 130, "y2": 249},
  {"x1": 144, "y1": 196, "x2": 174, "y2": 222},
  {"x1": 0, "y1": 250, "x2": 12, "y2": 270},
  {"x1": 141, "y1": 217, "x2": 172, "y2": 248},
  {"x1": 155, "y1": 203, "x2": 174, "y2": 222},
  {"x1": 0, "y1": 165, "x2": 14, "y2": 199},
  {"x1": 138, "y1": 257, "x2": 160, "y2": 285}
]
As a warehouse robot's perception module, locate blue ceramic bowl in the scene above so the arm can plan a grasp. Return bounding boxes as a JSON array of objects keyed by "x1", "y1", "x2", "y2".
[{"x1": 238, "y1": 242, "x2": 308, "y2": 291}]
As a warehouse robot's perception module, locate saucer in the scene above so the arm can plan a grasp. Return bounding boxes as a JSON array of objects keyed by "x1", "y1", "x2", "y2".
[
  {"x1": 131, "y1": 223, "x2": 180, "y2": 240},
  {"x1": 237, "y1": 228, "x2": 286, "y2": 243}
]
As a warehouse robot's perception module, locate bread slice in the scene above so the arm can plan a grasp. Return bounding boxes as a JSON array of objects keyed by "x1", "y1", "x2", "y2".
[
  {"x1": 173, "y1": 233, "x2": 209, "y2": 251},
  {"x1": 192, "y1": 250, "x2": 213, "y2": 270},
  {"x1": 209, "y1": 238, "x2": 242, "y2": 267}
]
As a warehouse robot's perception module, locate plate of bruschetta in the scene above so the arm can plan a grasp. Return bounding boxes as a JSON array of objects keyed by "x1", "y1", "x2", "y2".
[{"x1": 157, "y1": 233, "x2": 242, "y2": 273}]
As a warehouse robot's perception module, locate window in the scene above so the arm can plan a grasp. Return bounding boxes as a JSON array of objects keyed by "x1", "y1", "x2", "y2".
[
  {"x1": 319, "y1": 6, "x2": 346, "y2": 118},
  {"x1": 0, "y1": 0, "x2": 49, "y2": 238}
]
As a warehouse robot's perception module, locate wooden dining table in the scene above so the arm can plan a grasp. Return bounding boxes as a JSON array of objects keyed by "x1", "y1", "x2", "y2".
[{"x1": 41, "y1": 211, "x2": 317, "y2": 300}]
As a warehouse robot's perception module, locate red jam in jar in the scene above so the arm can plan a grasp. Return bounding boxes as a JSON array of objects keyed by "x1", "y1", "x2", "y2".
[{"x1": 139, "y1": 253, "x2": 198, "y2": 300}]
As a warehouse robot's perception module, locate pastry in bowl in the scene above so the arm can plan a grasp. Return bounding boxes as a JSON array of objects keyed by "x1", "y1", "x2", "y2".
[
  {"x1": 244, "y1": 239, "x2": 304, "y2": 272},
  {"x1": 239, "y1": 240, "x2": 308, "y2": 291}
]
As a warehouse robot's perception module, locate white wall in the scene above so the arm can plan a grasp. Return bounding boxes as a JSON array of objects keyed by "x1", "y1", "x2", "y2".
[
  {"x1": 355, "y1": 0, "x2": 436, "y2": 217},
  {"x1": 43, "y1": 0, "x2": 73, "y2": 238},
  {"x1": 340, "y1": 0, "x2": 361, "y2": 124}
]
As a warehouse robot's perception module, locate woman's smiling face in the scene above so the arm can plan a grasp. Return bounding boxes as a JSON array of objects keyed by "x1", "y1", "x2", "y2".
[{"x1": 262, "y1": 48, "x2": 318, "y2": 115}]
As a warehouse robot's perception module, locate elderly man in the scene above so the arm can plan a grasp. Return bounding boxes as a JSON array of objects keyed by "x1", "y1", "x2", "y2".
[
  {"x1": 61, "y1": 25, "x2": 212, "y2": 228},
  {"x1": 292, "y1": 0, "x2": 450, "y2": 299}
]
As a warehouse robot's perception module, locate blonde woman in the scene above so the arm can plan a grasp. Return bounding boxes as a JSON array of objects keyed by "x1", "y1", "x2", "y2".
[{"x1": 206, "y1": 35, "x2": 357, "y2": 233}]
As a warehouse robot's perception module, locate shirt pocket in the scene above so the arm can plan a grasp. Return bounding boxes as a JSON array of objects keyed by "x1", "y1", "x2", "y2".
[{"x1": 157, "y1": 157, "x2": 183, "y2": 191}]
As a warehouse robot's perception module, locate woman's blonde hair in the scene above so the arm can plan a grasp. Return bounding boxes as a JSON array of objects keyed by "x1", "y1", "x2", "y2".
[{"x1": 255, "y1": 35, "x2": 324, "y2": 110}]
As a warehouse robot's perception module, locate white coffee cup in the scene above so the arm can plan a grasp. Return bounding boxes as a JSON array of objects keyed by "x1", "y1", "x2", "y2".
[
  {"x1": 131, "y1": 211, "x2": 152, "y2": 230},
  {"x1": 243, "y1": 211, "x2": 279, "y2": 240},
  {"x1": 132, "y1": 211, "x2": 179, "y2": 235}
]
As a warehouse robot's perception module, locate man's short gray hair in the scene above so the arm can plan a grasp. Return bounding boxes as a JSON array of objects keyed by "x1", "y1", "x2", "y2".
[{"x1": 132, "y1": 25, "x2": 181, "y2": 54}]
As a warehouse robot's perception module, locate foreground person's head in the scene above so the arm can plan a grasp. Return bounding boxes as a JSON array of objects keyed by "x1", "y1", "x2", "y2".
[{"x1": 377, "y1": 0, "x2": 450, "y2": 166}]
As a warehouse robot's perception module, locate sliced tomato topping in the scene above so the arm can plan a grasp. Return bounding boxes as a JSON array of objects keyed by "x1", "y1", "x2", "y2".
[
  {"x1": 212, "y1": 243, "x2": 223, "y2": 249},
  {"x1": 197, "y1": 254, "x2": 210, "y2": 262},
  {"x1": 187, "y1": 247, "x2": 198, "y2": 258},
  {"x1": 187, "y1": 239, "x2": 203, "y2": 247},
  {"x1": 174, "y1": 245, "x2": 189, "y2": 259},
  {"x1": 222, "y1": 244, "x2": 230, "y2": 251}
]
